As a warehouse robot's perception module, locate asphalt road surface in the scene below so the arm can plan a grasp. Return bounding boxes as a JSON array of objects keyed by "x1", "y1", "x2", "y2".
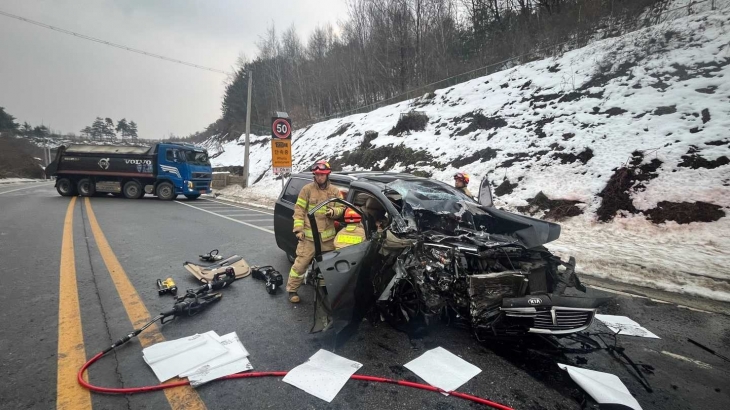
[{"x1": 1, "y1": 181, "x2": 729, "y2": 410}]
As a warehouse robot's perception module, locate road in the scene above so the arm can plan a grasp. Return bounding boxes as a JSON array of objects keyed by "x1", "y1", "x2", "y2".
[{"x1": 1, "y1": 180, "x2": 729, "y2": 410}]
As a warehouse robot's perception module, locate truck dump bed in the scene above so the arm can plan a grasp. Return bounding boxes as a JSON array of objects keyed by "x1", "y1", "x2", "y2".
[{"x1": 47, "y1": 145, "x2": 156, "y2": 178}]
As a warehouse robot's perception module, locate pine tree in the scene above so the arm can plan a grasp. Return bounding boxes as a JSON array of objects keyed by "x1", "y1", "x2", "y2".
[
  {"x1": 104, "y1": 118, "x2": 116, "y2": 141},
  {"x1": 80, "y1": 126, "x2": 93, "y2": 140},
  {"x1": 116, "y1": 118, "x2": 129, "y2": 139},
  {"x1": 128, "y1": 121, "x2": 138, "y2": 140},
  {"x1": 32, "y1": 125, "x2": 49, "y2": 138},
  {"x1": 0, "y1": 107, "x2": 19, "y2": 134},
  {"x1": 91, "y1": 117, "x2": 105, "y2": 141},
  {"x1": 21, "y1": 122, "x2": 33, "y2": 136}
]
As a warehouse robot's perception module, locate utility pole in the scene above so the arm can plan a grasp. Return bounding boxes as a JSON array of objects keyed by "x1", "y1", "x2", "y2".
[{"x1": 242, "y1": 70, "x2": 253, "y2": 188}]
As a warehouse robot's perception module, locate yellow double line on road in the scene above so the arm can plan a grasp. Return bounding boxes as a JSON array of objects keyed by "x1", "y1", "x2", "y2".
[{"x1": 56, "y1": 197, "x2": 207, "y2": 410}]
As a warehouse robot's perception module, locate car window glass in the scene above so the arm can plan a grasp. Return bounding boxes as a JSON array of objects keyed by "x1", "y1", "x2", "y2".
[
  {"x1": 282, "y1": 178, "x2": 309, "y2": 203},
  {"x1": 166, "y1": 149, "x2": 174, "y2": 161}
]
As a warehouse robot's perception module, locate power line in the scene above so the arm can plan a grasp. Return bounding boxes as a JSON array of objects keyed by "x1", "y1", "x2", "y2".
[{"x1": 0, "y1": 9, "x2": 230, "y2": 75}]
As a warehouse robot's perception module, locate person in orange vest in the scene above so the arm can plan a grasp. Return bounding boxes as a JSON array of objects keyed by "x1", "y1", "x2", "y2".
[
  {"x1": 333, "y1": 208, "x2": 367, "y2": 250},
  {"x1": 288, "y1": 160, "x2": 344, "y2": 303}
]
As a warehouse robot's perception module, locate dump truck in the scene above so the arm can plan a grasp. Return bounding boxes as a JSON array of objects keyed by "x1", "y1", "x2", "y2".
[{"x1": 45, "y1": 143, "x2": 212, "y2": 200}]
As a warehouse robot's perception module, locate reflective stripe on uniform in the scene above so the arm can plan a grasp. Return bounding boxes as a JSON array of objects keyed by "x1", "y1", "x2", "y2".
[
  {"x1": 336, "y1": 235, "x2": 363, "y2": 245},
  {"x1": 321, "y1": 228, "x2": 336, "y2": 240},
  {"x1": 293, "y1": 219, "x2": 304, "y2": 228},
  {"x1": 303, "y1": 228, "x2": 336, "y2": 240},
  {"x1": 296, "y1": 198, "x2": 307, "y2": 208},
  {"x1": 289, "y1": 267, "x2": 301, "y2": 278}
]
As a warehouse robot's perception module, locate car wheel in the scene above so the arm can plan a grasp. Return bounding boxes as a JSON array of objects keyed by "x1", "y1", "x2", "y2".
[
  {"x1": 56, "y1": 178, "x2": 76, "y2": 196},
  {"x1": 77, "y1": 178, "x2": 95, "y2": 197},
  {"x1": 287, "y1": 253, "x2": 296, "y2": 263},
  {"x1": 156, "y1": 182, "x2": 176, "y2": 201},
  {"x1": 123, "y1": 181, "x2": 143, "y2": 199},
  {"x1": 184, "y1": 194, "x2": 201, "y2": 200}
]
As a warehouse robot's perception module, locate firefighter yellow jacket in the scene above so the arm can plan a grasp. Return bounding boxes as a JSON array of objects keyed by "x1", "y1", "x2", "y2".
[
  {"x1": 334, "y1": 224, "x2": 367, "y2": 249},
  {"x1": 293, "y1": 181, "x2": 344, "y2": 242}
]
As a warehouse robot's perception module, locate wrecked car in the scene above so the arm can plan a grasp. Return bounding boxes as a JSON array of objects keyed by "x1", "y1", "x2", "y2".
[{"x1": 274, "y1": 172, "x2": 606, "y2": 340}]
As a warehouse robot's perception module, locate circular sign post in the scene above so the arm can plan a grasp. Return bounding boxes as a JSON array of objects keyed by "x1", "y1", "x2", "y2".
[{"x1": 272, "y1": 118, "x2": 291, "y2": 139}]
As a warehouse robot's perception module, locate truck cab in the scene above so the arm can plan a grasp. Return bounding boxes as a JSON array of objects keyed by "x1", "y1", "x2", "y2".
[{"x1": 155, "y1": 143, "x2": 213, "y2": 199}]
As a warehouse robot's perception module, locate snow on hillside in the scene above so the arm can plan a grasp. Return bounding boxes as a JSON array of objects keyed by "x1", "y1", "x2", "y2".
[{"x1": 206, "y1": 4, "x2": 730, "y2": 301}]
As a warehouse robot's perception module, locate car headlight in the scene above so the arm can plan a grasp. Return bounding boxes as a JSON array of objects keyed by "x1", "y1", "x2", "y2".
[{"x1": 187, "y1": 181, "x2": 194, "y2": 189}]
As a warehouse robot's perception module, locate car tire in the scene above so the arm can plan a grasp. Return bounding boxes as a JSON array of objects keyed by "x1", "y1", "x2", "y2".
[
  {"x1": 123, "y1": 181, "x2": 144, "y2": 199},
  {"x1": 184, "y1": 194, "x2": 200, "y2": 200},
  {"x1": 287, "y1": 253, "x2": 296, "y2": 263},
  {"x1": 56, "y1": 178, "x2": 76, "y2": 196},
  {"x1": 156, "y1": 182, "x2": 176, "y2": 201},
  {"x1": 77, "y1": 178, "x2": 95, "y2": 197}
]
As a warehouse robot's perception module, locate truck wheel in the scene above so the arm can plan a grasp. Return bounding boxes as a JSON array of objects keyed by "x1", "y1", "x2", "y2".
[
  {"x1": 77, "y1": 178, "x2": 95, "y2": 197},
  {"x1": 123, "y1": 181, "x2": 143, "y2": 199},
  {"x1": 56, "y1": 178, "x2": 76, "y2": 196},
  {"x1": 156, "y1": 182, "x2": 176, "y2": 201},
  {"x1": 184, "y1": 194, "x2": 200, "y2": 200}
]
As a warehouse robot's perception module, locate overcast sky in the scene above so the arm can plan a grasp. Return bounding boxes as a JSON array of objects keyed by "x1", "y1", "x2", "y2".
[{"x1": 0, "y1": 0, "x2": 347, "y2": 139}]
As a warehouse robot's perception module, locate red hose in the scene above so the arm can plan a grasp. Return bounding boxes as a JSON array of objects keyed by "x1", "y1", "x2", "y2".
[{"x1": 78, "y1": 351, "x2": 514, "y2": 410}]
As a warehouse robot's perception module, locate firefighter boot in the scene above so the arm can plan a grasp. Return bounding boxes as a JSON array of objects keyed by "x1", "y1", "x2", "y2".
[{"x1": 286, "y1": 274, "x2": 304, "y2": 303}]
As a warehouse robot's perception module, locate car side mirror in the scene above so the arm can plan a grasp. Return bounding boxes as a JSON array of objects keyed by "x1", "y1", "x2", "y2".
[{"x1": 478, "y1": 176, "x2": 493, "y2": 207}]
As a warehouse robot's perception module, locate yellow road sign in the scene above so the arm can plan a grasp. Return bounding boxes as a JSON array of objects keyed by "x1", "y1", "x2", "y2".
[{"x1": 271, "y1": 139, "x2": 292, "y2": 169}]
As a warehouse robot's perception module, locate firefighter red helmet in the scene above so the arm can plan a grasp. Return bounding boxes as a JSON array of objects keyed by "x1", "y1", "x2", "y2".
[
  {"x1": 311, "y1": 160, "x2": 332, "y2": 175},
  {"x1": 454, "y1": 171, "x2": 470, "y2": 184},
  {"x1": 344, "y1": 208, "x2": 361, "y2": 224}
]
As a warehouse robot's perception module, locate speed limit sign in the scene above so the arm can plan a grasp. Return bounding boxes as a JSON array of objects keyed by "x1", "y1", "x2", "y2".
[{"x1": 271, "y1": 117, "x2": 292, "y2": 139}]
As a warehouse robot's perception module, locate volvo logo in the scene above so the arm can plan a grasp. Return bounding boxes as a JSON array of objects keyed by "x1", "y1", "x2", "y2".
[
  {"x1": 527, "y1": 298, "x2": 543, "y2": 305},
  {"x1": 98, "y1": 158, "x2": 110, "y2": 170}
]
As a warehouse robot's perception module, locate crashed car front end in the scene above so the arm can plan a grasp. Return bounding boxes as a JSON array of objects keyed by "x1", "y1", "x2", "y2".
[{"x1": 310, "y1": 178, "x2": 607, "y2": 339}]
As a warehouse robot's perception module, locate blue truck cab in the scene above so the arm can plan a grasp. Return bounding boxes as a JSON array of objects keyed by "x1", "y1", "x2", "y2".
[
  {"x1": 156, "y1": 143, "x2": 213, "y2": 199},
  {"x1": 47, "y1": 142, "x2": 213, "y2": 200}
]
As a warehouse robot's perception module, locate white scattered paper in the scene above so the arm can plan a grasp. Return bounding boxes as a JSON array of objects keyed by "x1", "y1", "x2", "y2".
[
  {"x1": 595, "y1": 315, "x2": 660, "y2": 339},
  {"x1": 142, "y1": 331, "x2": 229, "y2": 382},
  {"x1": 404, "y1": 347, "x2": 482, "y2": 392},
  {"x1": 189, "y1": 356, "x2": 253, "y2": 387},
  {"x1": 283, "y1": 349, "x2": 363, "y2": 402},
  {"x1": 142, "y1": 334, "x2": 207, "y2": 364},
  {"x1": 558, "y1": 363, "x2": 643, "y2": 410},
  {"x1": 179, "y1": 332, "x2": 249, "y2": 377}
]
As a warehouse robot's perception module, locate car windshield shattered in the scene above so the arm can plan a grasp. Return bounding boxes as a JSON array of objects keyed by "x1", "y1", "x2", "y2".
[{"x1": 311, "y1": 179, "x2": 608, "y2": 342}]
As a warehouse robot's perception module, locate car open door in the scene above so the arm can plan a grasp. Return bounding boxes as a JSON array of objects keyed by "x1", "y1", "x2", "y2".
[
  {"x1": 307, "y1": 198, "x2": 374, "y2": 335},
  {"x1": 478, "y1": 175, "x2": 494, "y2": 207}
]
